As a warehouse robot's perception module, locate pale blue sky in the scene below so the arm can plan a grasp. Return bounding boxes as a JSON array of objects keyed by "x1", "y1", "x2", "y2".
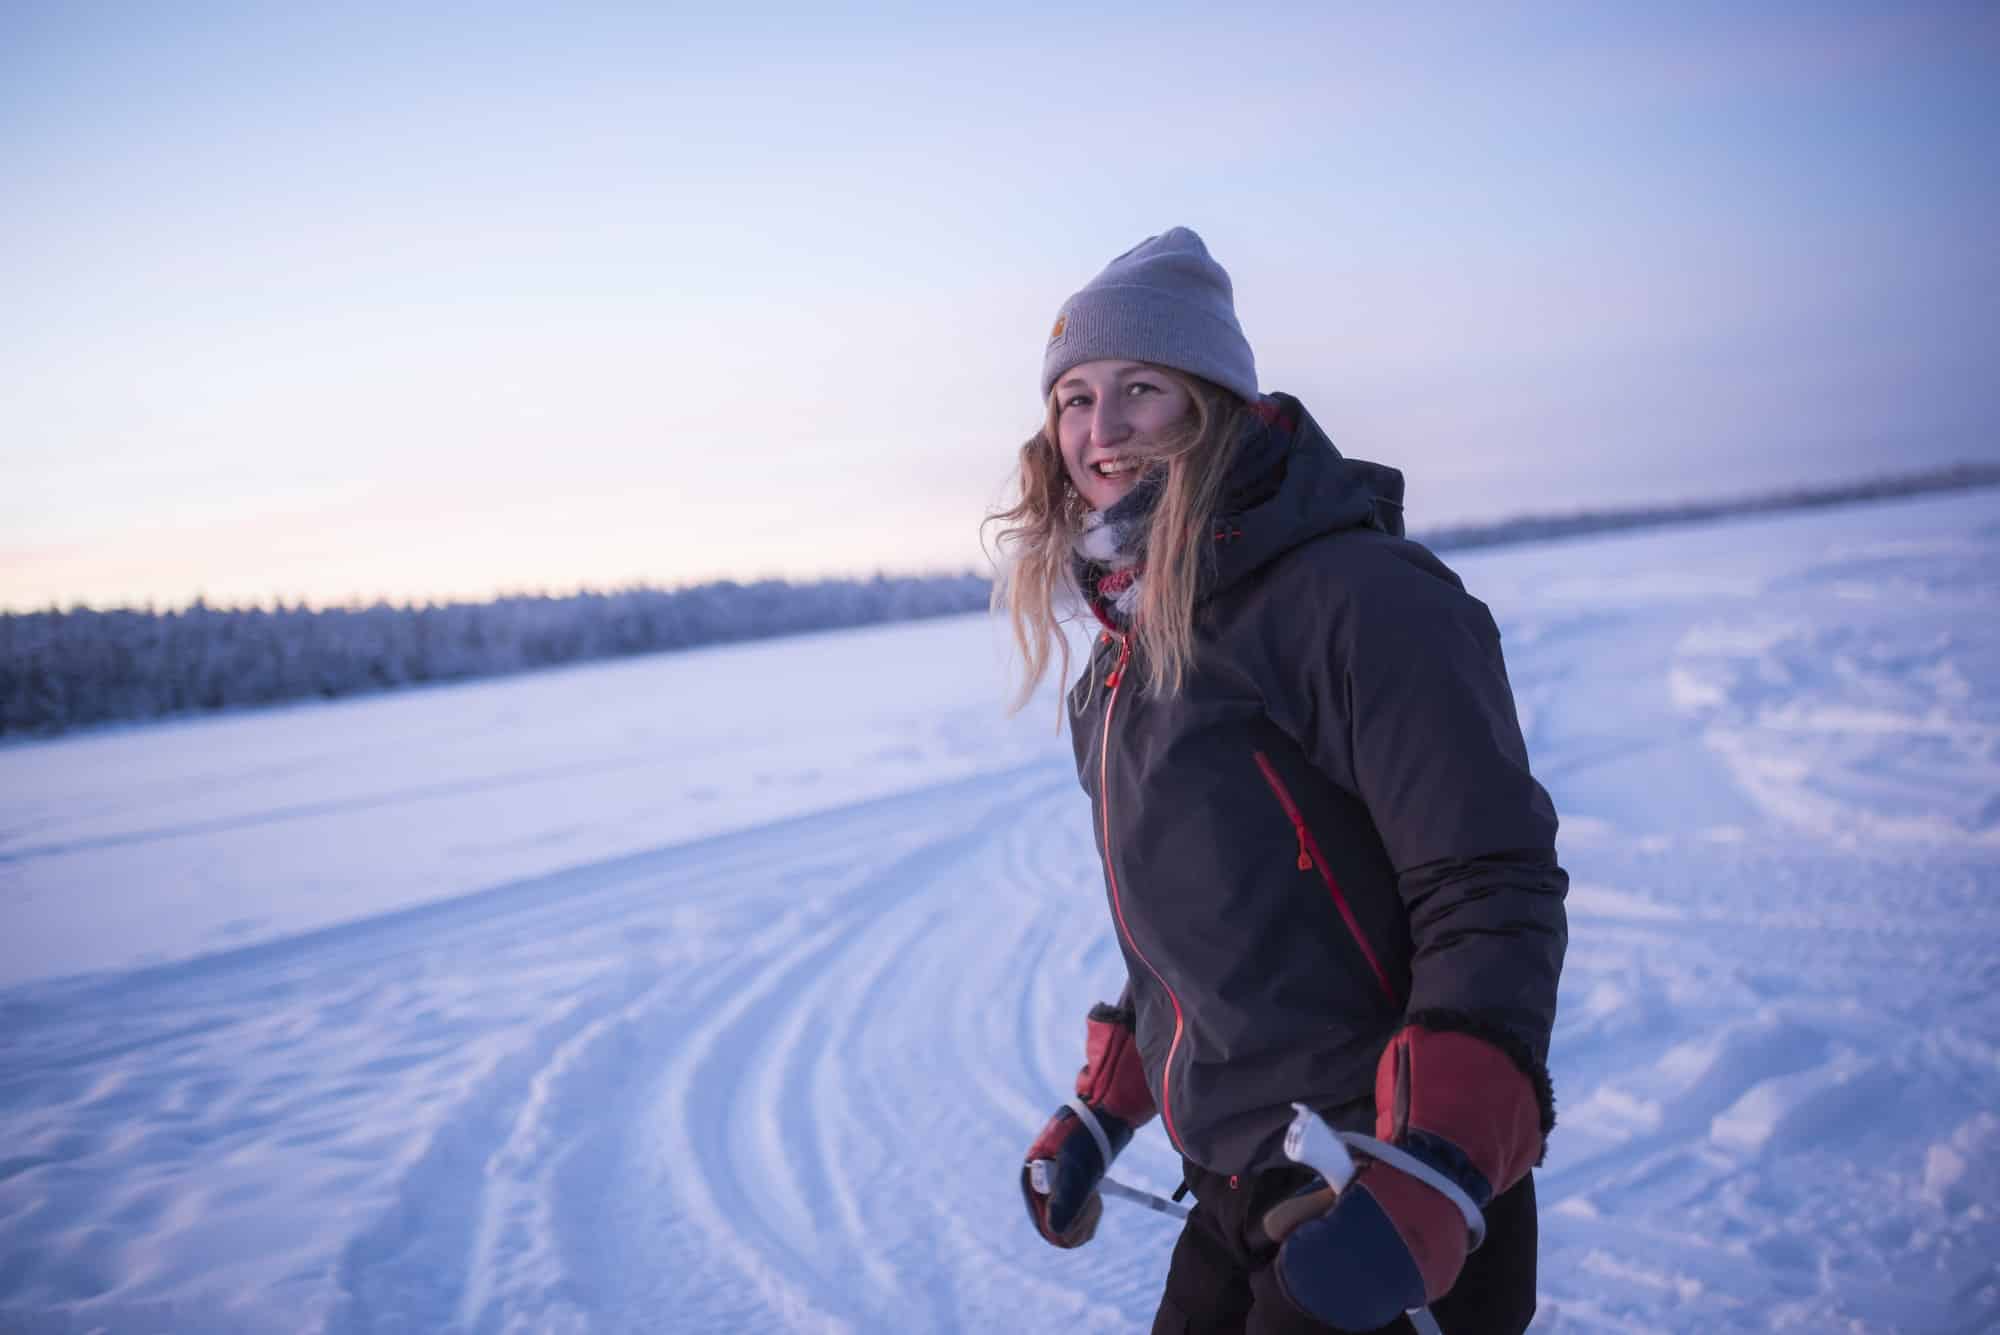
[{"x1": 5, "y1": 1, "x2": 1996, "y2": 610}]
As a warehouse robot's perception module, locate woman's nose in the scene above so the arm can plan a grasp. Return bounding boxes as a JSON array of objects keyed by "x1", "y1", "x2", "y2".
[{"x1": 1092, "y1": 400, "x2": 1131, "y2": 446}]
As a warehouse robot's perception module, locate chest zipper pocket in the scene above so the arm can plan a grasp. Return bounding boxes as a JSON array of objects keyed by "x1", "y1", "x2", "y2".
[{"x1": 1251, "y1": 750, "x2": 1398, "y2": 1006}]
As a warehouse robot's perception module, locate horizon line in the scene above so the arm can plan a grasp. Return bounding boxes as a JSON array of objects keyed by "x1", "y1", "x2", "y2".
[{"x1": 7, "y1": 457, "x2": 1996, "y2": 620}]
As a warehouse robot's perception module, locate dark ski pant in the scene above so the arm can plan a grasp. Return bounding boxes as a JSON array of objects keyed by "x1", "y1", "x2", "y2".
[{"x1": 1151, "y1": 1162, "x2": 1538, "y2": 1335}]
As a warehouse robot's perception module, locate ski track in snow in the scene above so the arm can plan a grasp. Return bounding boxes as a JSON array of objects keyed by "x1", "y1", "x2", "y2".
[{"x1": 2, "y1": 490, "x2": 1998, "y2": 1332}]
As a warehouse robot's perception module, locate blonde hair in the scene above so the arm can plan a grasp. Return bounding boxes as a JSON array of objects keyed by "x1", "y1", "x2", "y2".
[{"x1": 983, "y1": 369, "x2": 1254, "y2": 714}]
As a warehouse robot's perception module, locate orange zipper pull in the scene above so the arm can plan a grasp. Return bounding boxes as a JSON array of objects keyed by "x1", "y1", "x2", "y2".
[{"x1": 1296, "y1": 830, "x2": 1312, "y2": 871}]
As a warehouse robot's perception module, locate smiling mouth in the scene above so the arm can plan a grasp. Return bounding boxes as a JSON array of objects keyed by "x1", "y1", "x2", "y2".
[{"x1": 1093, "y1": 457, "x2": 1140, "y2": 479}]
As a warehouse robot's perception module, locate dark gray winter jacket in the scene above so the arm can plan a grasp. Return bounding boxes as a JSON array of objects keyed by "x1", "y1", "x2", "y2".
[{"x1": 1068, "y1": 395, "x2": 1567, "y2": 1176}]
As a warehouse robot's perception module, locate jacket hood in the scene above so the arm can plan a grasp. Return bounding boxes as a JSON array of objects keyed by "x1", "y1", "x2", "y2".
[{"x1": 1203, "y1": 393, "x2": 1406, "y2": 600}]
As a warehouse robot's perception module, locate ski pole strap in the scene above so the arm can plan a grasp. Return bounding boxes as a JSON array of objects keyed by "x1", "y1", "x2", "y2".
[
  {"x1": 1339, "y1": 1132, "x2": 1487, "y2": 1251},
  {"x1": 1065, "y1": 1096, "x2": 1115, "y2": 1175}
]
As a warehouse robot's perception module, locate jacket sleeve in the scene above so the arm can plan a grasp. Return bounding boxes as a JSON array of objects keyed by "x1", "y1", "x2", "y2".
[{"x1": 1271, "y1": 541, "x2": 1568, "y2": 1077}]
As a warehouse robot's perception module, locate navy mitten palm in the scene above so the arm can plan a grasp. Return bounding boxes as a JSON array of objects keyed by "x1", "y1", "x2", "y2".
[
  {"x1": 1020, "y1": 1001, "x2": 1157, "y2": 1248},
  {"x1": 1273, "y1": 1024, "x2": 1547, "y2": 1329},
  {"x1": 1021, "y1": 1102, "x2": 1134, "y2": 1246}
]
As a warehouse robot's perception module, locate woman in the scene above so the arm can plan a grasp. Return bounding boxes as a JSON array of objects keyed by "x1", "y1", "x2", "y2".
[{"x1": 991, "y1": 229, "x2": 1567, "y2": 1334}]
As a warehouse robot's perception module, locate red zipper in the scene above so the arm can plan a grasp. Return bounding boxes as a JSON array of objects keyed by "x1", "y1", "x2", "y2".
[
  {"x1": 1097, "y1": 633, "x2": 1188, "y2": 1154},
  {"x1": 1252, "y1": 750, "x2": 1398, "y2": 1004}
]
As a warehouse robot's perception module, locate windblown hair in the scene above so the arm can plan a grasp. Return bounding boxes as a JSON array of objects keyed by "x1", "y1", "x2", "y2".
[{"x1": 983, "y1": 369, "x2": 1254, "y2": 715}]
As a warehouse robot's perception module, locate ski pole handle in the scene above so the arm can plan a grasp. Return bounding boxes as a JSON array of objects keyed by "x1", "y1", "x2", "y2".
[{"x1": 1282, "y1": 1101, "x2": 1356, "y2": 1189}]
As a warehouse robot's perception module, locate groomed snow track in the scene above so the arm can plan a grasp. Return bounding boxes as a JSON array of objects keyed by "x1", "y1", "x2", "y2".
[{"x1": 3, "y1": 490, "x2": 1998, "y2": 1332}]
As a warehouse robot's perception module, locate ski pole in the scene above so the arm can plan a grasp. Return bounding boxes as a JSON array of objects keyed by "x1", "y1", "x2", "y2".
[
  {"x1": 1028, "y1": 1159, "x2": 1191, "y2": 1220},
  {"x1": 1100, "y1": 1175, "x2": 1191, "y2": 1220}
]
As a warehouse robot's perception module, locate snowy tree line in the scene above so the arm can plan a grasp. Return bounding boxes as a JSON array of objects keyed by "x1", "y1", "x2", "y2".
[
  {"x1": 0, "y1": 574, "x2": 990, "y2": 736},
  {"x1": 5, "y1": 463, "x2": 1995, "y2": 738},
  {"x1": 1421, "y1": 461, "x2": 2000, "y2": 553}
]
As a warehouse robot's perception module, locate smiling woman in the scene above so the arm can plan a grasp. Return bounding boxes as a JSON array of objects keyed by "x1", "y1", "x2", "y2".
[
  {"x1": 1026, "y1": 358, "x2": 1251, "y2": 701},
  {"x1": 986, "y1": 228, "x2": 1567, "y2": 1335},
  {"x1": 1052, "y1": 362, "x2": 1194, "y2": 511},
  {"x1": 985, "y1": 231, "x2": 1264, "y2": 708}
]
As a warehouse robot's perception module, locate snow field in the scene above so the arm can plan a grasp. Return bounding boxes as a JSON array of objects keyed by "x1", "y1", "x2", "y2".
[{"x1": 2, "y1": 488, "x2": 1998, "y2": 1331}]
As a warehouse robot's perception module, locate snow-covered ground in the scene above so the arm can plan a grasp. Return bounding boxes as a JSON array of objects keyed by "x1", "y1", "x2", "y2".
[{"x1": 3, "y1": 489, "x2": 1997, "y2": 1333}]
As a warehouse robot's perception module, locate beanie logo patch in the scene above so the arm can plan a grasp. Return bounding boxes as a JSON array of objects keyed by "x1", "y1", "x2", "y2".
[{"x1": 1048, "y1": 315, "x2": 1066, "y2": 344}]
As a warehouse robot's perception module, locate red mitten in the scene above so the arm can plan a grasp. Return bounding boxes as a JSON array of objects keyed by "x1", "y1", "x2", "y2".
[
  {"x1": 1275, "y1": 1023, "x2": 1546, "y2": 1328},
  {"x1": 1020, "y1": 1002, "x2": 1157, "y2": 1248},
  {"x1": 1074, "y1": 1001, "x2": 1157, "y2": 1126}
]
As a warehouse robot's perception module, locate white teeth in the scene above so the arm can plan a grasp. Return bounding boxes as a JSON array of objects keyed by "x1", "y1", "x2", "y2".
[{"x1": 1095, "y1": 459, "x2": 1136, "y2": 477}]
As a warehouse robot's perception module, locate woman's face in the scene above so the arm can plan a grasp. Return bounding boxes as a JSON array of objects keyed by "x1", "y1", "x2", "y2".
[{"x1": 1053, "y1": 359, "x2": 1194, "y2": 512}]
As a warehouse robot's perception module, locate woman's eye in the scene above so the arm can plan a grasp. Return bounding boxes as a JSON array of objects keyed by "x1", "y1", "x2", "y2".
[
  {"x1": 1127, "y1": 382, "x2": 1160, "y2": 396},
  {"x1": 1063, "y1": 395, "x2": 1091, "y2": 410}
]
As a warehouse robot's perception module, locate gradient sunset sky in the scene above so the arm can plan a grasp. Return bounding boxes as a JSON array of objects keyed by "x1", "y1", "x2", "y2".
[{"x1": 5, "y1": 2, "x2": 1996, "y2": 612}]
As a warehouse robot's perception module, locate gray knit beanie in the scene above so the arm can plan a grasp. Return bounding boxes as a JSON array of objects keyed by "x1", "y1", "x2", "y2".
[{"x1": 1040, "y1": 227, "x2": 1258, "y2": 404}]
